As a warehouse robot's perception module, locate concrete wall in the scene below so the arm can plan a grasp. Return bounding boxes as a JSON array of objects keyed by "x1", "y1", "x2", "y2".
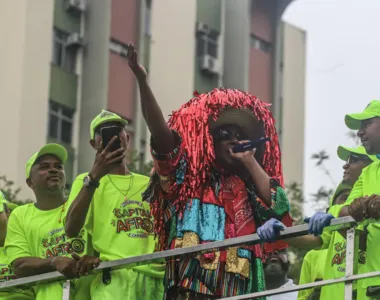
[
  {"x1": 77, "y1": 0, "x2": 111, "y2": 174},
  {"x1": 108, "y1": 0, "x2": 139, "y2": 122},
  {"x1": 0, "y1": 0, "x2": 54, "y2": 200},
  {"x1": 149, "y1": 0, "x2": 196, "y2": 121},
  {"x1": 223, "y1": 0, "x2": 250, "y2": 91},
  {"x1": 281, "y1": 22, "x2": 306, "y2": 185},
  {"x1": 146, "y1": 0, "x2": 197, "y2": 158},
  {"x1": 249, "y1": 0, "x2": 276, "y2": 103}
]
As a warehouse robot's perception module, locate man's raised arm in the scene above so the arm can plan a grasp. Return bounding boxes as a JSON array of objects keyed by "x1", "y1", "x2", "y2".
[{"x1": 127, "y1": 44, "x2": 175, "y2": 154}]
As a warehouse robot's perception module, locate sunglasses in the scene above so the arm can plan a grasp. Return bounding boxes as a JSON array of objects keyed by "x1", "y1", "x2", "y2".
[
  {"x1": 347, "y1": 154, "x2": 372, "y2": 164},
  {"x1": 213, "y1": 128, "x2": 247, "y2": 141}
]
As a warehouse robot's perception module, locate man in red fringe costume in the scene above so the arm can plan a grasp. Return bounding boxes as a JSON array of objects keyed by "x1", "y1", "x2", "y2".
[{"x1": 127, "y1": 44, "x2": 292, "y2": 300}]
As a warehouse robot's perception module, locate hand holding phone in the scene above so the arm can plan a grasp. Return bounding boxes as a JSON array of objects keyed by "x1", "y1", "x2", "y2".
[{"x1": 100, "y1": 126, "x2": 122, "y2": 152}]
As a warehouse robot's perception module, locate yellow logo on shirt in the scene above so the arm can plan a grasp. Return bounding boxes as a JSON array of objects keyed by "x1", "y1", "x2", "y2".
[
  {"x1": 41, "y1": 227, "x2": 86, "y2": 258},
  {"x1": 111, "y1": 205, "x2": 154, "y2": 237}
]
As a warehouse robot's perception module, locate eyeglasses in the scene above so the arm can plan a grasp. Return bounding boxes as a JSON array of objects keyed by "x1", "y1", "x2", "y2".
[
  {"x1": 213, "y1": 129, "x2": 247, "y2": 141},
  {"x1": 347, "y1": 154, "x2": 372, "y2": 164}
]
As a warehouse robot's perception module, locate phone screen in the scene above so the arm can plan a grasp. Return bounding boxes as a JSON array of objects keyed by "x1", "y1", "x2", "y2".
[{"x1": 100, "y1": 126, "x2": 122, "y2": 152}]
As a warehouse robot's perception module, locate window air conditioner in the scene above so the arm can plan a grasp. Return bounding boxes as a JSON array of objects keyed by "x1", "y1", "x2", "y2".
[
  {"x1": 196, "y1": 22, "x2": 209, "y2": 34},
  {"x1": 65, "y1": 33, "x2": 83, "y2": 47},
  {"x1": 65, "y1": 0, "x2": 86, "y2": 13},
  {"x1": 199, "y1": 54, "x2": 221, "y2": 75}
]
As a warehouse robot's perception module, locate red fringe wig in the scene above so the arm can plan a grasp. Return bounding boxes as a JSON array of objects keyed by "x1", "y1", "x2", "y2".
[{"x1": 150, "y1": 88, "x2": 292, "y2": 252}]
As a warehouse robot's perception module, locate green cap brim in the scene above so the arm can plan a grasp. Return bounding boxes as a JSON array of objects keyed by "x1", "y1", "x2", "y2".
[
  {"x1": 26, "y1": 144, "x2": 68, "y2": 178},
  {"x1": 345, "y1": 112, "x2": 376, "y2": 130},
  {"x1": 337, "y1": 145, "x2": 377, "y2": 162}
]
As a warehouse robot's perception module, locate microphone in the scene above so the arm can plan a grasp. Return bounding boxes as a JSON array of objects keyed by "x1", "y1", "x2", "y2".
[{"x1": 232, "y1": 137, "x2": 270, "y2": 153}]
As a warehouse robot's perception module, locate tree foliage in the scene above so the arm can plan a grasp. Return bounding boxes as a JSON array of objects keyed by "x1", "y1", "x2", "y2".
[
  {"x1": 286, "y1": 150, "x2": 334, "y2": 283},
  {"x1": 286, "y1": 181, "x2": 308, "y2": 283},
  {"x1": 127, "y1": 150, "x2": 153, "y2": 176},
  {"x1": 0, "y1": 176, "x2": 33, "y2": 205}
]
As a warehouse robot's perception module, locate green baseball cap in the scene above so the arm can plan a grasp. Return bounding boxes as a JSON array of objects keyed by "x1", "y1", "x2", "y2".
[
  {"x1": 329, "y1": 182, "x2": 352, "y2": 207},
  {"x1": 345, "y1": 100, "x2": 380, "y2": 130},
  {"x1": 26, "y1": 144, "x2": 68, "y2": 178},
  {"x1": 337, "y1": 145, "x2": 378, "y2": 162},
  {"x1": 90, "y1": 110, "x2": 129, "y2": 139}
]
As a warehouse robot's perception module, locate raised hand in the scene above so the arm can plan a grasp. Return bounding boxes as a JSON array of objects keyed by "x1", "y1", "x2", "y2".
[{"x1": 127, "y1": 43, "x2": 148, "y2": 81}]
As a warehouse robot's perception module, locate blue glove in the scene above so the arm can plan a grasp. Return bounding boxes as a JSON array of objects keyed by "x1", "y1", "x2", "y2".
[
  {"x1": 304, "y1": 212, "x2": 334, "y2": 236},
  {"x1": 257, "y1": 218, "x2": 285, "y2": 242}
]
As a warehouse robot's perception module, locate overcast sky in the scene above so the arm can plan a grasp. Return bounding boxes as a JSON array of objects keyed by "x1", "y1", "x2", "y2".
[{"x1": 282, "y1": 0, "x2": 380, "y2": 215}]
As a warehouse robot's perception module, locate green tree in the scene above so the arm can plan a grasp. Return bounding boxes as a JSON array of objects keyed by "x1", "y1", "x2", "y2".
[
  {"x1": 286, "y1": 181, "x2": 308, "y2": 283},
  {"x1": 0, "y1": 176, "x2": 33, "y2": 205},
  {"x1": 346, "y1": 130, "x2": 360, "y2": 145},
  {"x1": 286, "y1": 151, "x2": 334, "y2": 283},
  {"x1": 127, "y1": 150, "x2": 153, "y2": 176}
]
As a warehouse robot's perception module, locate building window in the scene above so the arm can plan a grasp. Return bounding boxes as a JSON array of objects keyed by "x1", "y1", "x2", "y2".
[
  {"x1": 48, "y1": 101, "x2": 74, "y2": 145},
  {"x1": 196, "y1": 29, "x2": 219, "y2": 58},
  {"x1": 109, "y1": 39, "x2": 129, "y2": 57},
  {"x1": 144, "y1": 0, "x2": 152, "y2": 37},
  {"x1": 52, "y1": 28, "x2": 77, "y2": 72},
  {"x1": 250, "y1": 35, "x2": 272, "y2": 53}
]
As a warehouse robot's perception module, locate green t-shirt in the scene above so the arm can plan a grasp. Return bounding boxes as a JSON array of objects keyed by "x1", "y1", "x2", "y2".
[
  {"x1": 298, "y1": 249, "x2": 327, "y2": 300},
  {"x1": 0, "y1": 247, "x2": 35, "y2": 300},
  {"x1": 319, "y1": 205, "x2": 365, "y2": 299},
  {"x1": 68, "y1": 173, "x2": 165, "y2": 279},
  {"x1": 336, "y1": 162, "x2": 380, "y2": 298},
  {"x1": 5, "y1": 201, "x2": 93, "y2": 300}
]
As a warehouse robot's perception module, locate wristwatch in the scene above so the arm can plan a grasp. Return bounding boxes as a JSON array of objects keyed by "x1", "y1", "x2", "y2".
[{"x1": 83, "y1": 175, "x2": 100, "y2": 188}]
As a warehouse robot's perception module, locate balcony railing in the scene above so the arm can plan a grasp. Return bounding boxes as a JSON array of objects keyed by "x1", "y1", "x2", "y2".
[{"x1": 2, "y1": 216, "x2": 376, "y2": 300}]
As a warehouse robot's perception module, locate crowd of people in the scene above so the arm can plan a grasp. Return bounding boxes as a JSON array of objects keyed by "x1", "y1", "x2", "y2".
[{"x1": 0, "y1": 43, "x2": 379, "y2": 300}]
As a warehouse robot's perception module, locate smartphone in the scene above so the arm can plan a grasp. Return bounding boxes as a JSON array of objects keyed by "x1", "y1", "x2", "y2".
[
  {"x1": 101, "y1": 125, "x2": 122, "y2": 152},
  {"x1": 232, "y1": 137, "x2": 270, "y2": 153}
]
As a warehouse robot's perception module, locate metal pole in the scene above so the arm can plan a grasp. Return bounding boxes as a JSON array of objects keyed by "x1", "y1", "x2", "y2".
[
  {"x1": 344, "y1": 227, "x2": 355, "y2": 300},
  {"x1": 62, "y1": 280, "x2": 71, "y2": 300},
  {"x1": 0, "y1": 216, "x2": 355, "y2": 291},
  {"x1": 219, "y1": 270, "x2": 380, "y2": 299}
]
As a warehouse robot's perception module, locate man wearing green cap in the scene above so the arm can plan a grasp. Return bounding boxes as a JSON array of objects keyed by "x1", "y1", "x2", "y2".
[
  {"x1": 297, "y1": 184, "x2": 352, "y2": 300},
  {"x1": 259, "y1": 144, "x2": 376, "y2": 299},
  {"x1": 5, "y1": 144, "x2": 100, "y2": 300},
  {"x1": 305, "y1": 100, "x2": 380, "y2": 299},
  {"x1": 0, "y1": 191, "x2": 35, "y2": 299},
  {"x1": 336, "y1": 100, "x2": 380, "y2": 299},
  {"x1": 65, "y1": 110, "x2": 164, "y2": 300},
  {"x1": 316, "y1": 146, "x2": 377, "y2": 299}
]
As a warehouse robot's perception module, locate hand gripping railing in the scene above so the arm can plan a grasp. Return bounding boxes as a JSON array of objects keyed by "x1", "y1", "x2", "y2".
[{"x1": 0, "y1": 216, "x2": 371, "y2": 300}]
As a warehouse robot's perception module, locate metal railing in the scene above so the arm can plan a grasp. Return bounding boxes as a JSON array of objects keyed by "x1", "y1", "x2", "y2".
[{"x1": 1, "y1": 216, "x2": 374, "y2": 300}]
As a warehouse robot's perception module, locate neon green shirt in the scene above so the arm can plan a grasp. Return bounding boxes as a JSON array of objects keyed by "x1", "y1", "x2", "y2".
[
  {"x1": 319, "y1": 205, "x2": 365, "y2": 299},
  {"x1": 0, "y1": 247, "x2": 35, "y2": 300},
  {"x1": 336, "y1": 162, "x2": 380, "y2": 298},
  {"x1": 68, "y1": 173, "x2": 165, "y2": 279},
  {"x1": 5, "y1": 202, "x2": 93, "y2": 300},
  {"x1": 298, "y1": 249, "x2": 327, "y2": 300}
]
